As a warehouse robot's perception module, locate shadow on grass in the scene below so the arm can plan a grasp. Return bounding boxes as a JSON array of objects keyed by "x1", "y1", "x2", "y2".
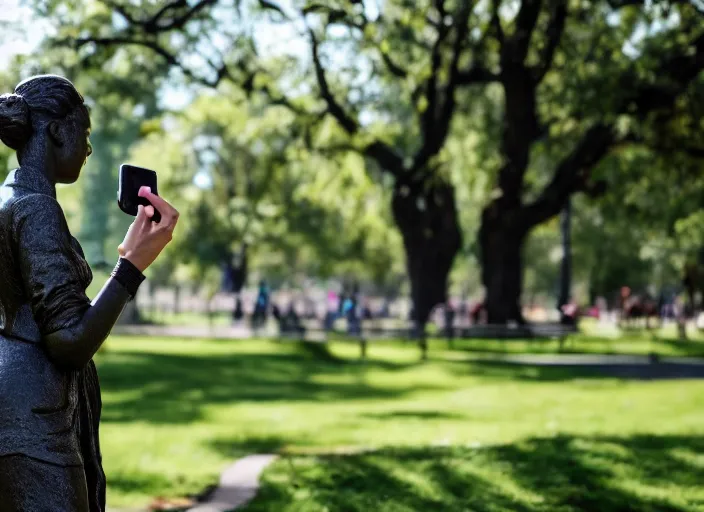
[
  {"x1": 207, "y1": 436, "x2": 288, "y2": 459},
  {"x1": 456, "y1": 359, "x2": 704, "y2": 381},
  {"x1": 108, "y1": 470, "x2": 179, "y2": 498},
  {"x1": 653, "y1": 338, "x2": 704, "y2": 357},
  {"x1": 106, "y1": 436, "x2": 290, "y2": 506},
  {"x1": 97, "y1": 342, "x2": 433, "y2": 425},
  {"x1": 362, "y1": 410, "x2": 466, "y2": 420},
  {"x1": 245, "y1": 434, "x2": 704, "y2": 512}
]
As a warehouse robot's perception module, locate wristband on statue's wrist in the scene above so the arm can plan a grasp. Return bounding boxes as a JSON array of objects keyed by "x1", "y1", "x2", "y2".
[{"x1": 111, "y1": 257, "x2": 146, "y2": 298}]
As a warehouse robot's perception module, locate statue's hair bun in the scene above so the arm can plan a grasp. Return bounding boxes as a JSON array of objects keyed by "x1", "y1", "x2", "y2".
[{"x1": 0, "y1": 93, "x2": 31, "y2": 151}]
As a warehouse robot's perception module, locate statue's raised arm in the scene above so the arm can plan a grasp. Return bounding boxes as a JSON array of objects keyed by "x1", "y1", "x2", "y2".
[{"x1": 0, "y1": 75, "x2": 178, "y2": 512}]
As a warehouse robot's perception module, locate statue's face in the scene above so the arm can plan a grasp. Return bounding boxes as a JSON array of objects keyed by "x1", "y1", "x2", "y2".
[{"x1": 54, "y1": 110, "x2": 92, "y2": 184}]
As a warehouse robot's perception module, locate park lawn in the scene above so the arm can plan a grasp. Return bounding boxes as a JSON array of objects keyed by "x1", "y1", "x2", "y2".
[{"x1": 96, "y1": 336, "x2": 704, "y2": 510}]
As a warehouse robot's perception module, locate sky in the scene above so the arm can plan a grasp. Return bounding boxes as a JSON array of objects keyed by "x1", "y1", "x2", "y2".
[
  {"x1": 0, "y1": 0, "x2": 51, "y2": 70},
  {"x1": 0, "y1": 0, "x2": 684, "y2": 104},
  {"x1": 0, "y1": 0, "x2": 375, "y2": 75},
  {"x1": 0, "y1": 0, "x2": 323, "y2": 109}
]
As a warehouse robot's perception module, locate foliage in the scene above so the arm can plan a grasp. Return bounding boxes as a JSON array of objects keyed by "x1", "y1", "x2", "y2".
[
  {"x1": 0, "y1": 71, "x2": 17, "y2": 180},
  {"x1": 250, "y1": 436, "x2": 704, "y2": 512},
  {"x1": 128, "y1": 90, "x2": 405, "y2": 289},
  {"x1": 1, "y1": 33, "x2": 167, "y2": 265},
  {"x1": 7, "y1": 0, "x2": 704, "y2": 309}
]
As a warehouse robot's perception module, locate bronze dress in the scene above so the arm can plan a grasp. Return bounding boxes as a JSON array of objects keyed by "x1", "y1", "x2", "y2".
[{"x1": 0, "y1": 166, "x2": 143, "y2": 511}]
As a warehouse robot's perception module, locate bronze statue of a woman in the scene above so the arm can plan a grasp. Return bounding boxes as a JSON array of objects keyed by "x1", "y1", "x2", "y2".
[{"x1": 0, "y1": 75, "x2": 179, "y2": 511}]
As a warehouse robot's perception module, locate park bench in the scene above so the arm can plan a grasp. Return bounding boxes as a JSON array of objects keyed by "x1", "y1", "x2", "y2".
[
  {"x1": 276, "y1": 321, "x2": 580, "y2": 357},
  {"x1": 454, "y1": 322, "x2": 578, "y2": 339},
  {"x1": 465, "y1": 322, "x2": 579, "y2": 350}
]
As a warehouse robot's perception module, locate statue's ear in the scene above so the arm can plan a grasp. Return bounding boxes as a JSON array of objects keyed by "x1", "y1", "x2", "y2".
[{"x1": 47, "y1": 120, "x2": 64, "y2": 148}]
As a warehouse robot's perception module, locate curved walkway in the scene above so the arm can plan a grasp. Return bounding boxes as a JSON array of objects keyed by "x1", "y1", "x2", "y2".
[{"x1": 187, "y1": 454, "x2": 278, "y2": 511}]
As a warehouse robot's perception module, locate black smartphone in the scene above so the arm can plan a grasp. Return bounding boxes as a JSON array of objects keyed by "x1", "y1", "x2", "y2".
[{"x1": 117, "y1": 164, "x2": 162, "y2": 223}]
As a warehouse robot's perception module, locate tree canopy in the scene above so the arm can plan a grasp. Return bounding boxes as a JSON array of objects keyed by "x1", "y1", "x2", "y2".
[{"x1": 3, "y1": 0, "x2": 703, "y2": 326}]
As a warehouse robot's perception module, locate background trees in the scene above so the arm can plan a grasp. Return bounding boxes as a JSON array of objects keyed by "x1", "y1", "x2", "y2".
[{"x1": 2, "y1": 0, "x2": 702, "y2": 325}]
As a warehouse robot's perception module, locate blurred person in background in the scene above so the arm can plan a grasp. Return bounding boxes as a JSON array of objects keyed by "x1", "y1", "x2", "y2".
[{"x1": 251, "y1": 279, "x2": 270, "y2": 329}]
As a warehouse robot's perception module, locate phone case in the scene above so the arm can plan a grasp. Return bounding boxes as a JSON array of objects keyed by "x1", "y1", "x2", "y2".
[{"x1": 117, "y1": 164, "x2": 162, "y2": 222}]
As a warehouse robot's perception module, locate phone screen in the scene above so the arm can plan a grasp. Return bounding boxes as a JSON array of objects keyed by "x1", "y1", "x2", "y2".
[{"x1": 117, "y1": 164, "x2": 161, "y2": 222}]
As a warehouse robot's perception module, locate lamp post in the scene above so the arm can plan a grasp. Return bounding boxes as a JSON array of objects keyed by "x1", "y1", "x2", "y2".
[{"x1": 557, "y1": 197, "x2": 572, "y2": 321}]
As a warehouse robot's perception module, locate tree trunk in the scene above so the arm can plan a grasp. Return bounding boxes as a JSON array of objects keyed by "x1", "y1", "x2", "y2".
[
  {"x1": 479, "y1": 202, "x2": 528, "y2": 325},
  {"x1": 391, "y1": 179, "x2": 462, "y2": 358}
]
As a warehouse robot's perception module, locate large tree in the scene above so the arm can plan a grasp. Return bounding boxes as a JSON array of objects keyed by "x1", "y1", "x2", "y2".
[
  {"x1": 35, "y1": 0, "x2": 704, "y2": 329},
  {"x1": 34, "y1": 0, "x2": 481, "y2": 350},
  {"x1": 463, "y1": 0, "x2": 704, "y2": 322}
]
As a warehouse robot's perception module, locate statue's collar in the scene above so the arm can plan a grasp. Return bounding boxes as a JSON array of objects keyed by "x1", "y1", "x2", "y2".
[{"x1": 4, "y1": 167, "x2": 57, "y2": 199}]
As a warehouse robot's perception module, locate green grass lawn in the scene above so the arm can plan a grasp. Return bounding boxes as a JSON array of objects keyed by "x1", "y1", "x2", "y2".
[
  {"x1": 138, "y1": 309, "x2": 235, "y2": 327},
  {"x1": 96, "y1": 336, "x2": 704, "y2": 510}
]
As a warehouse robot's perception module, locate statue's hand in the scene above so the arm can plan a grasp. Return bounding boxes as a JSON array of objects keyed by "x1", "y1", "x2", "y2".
[{"x1": 117, "y1": 186, "x2": 179, "y2": 272}]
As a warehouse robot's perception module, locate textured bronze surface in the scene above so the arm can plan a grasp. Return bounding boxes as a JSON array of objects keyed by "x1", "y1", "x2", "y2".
[
  {"x1": 0, "y1": 75, "x2": 145, "y2": 511},
  {"x1": 0, "y1": 455, "x2": 89, "y2": 511},
  {"x1": 0, "y1": 165, "x2": 141, "y2": 511}
]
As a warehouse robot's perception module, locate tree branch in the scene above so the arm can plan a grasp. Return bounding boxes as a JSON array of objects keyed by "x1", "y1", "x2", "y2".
[
  {"x1": 532, "y1": 0, "x2": 568, "y2": 84},
  {"x1": 492, "y1": 1, "x2": 548, "y2": 203},
  {"x1": 102, "y1": 0, "x2": 142, "y2": 26},
  {"x1": 525, "y1": 30, "x2": 704, "y2": 226},
  {"x1": 456, "y1": 65, "x2": 500, "y2": 84},
  {"x1": 151, "y1": 0, "x2": 219, "y2": 31},
  {"x1": 411, "y1": 0, "x2": 473, "y2": 172},
  {"x1": 380, "y1": 51, "x2": 408, "y2": 78},
  {"x1": 259, "y1": 84, "x2": 311, "y2": 117},
  {"x1": 508, "y1": 0, "x2": 543, "y2": 64},
  {"x1": 490, "y1": 0, "x2": 505, "y2": 45},
  {"x1": 75, "y1": 22, "x2": 402, "y2": 177},
  {"x1": 364, "y1": 141, "x2": 405, "y2": 176},
  {"x1": 439, "y1": 1, "x2": 472, "y2": 139},
  {"x1": 257, "y1": 0, "x2": 289, "y2": 19},
  {"x1": 308, "y1": 138, "x2": 403, "y2": 178},
  {"x1": 73, "y1": 36, "x2": 229, "y2": 87},
  {"x1": 101, "y1": 0, "x2": 217, "y2": 34},
  {"x1": 420, "y1": 0, "x2": 453, "y2": 145},
  {"x1": 308, "y1": 28, "x2": 359, "y2": 134},
  {"x1": 525, "y1": 124, "x2": 614, "y2": 226},
  {"x1": 73, "y1": 33, "x2": 314, "y2": 121},
  {"x1": 297, "y1": 13, "x2": 405, "y2": 174},
  {"x1": 605, "y1": 0, "x2": 645, "y2": 7}
]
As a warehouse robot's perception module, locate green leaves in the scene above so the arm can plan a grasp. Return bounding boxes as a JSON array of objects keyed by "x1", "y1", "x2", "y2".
[{"x1": 120, "y1": 91, "x2": 404, "y2": 286}]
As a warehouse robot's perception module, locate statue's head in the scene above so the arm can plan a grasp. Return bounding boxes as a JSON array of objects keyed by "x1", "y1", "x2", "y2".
[{"x1": 0, "y1": 75, "x2": 92, "y2": 184}]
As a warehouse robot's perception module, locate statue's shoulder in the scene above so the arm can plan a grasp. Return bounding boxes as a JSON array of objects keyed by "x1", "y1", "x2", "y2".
[
  {"x1": 10, "y1": 192, "x2": 65, "y2": 221},
  {"x1": 6, "y1": 192, "x2": 71, "y2": 250}
]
